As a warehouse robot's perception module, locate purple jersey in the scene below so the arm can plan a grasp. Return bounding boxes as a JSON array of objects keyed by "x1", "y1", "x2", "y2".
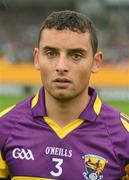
[{"x1": 0, "y1": 87, "x2": 129, "y2": 180}]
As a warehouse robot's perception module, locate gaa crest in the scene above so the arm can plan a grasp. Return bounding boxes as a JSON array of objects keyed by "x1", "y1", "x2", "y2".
[{"x1": 82, "y1": 154, "x2": 108, "y2": 180}]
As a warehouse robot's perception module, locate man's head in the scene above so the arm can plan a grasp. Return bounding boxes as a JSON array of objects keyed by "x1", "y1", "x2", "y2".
[
  {"x1": 34, "y1": 10, "x2": 102, "y2": 102},
  {"x1": 38, "y1": 10, "x2": 98, "y2": 55}
]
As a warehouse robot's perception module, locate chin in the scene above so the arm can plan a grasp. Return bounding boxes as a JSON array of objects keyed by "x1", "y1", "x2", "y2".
[
  {"x1": 46, "y1": 87, "x2": 77, "y2": 101},
  {"x1": 52, "y1": 92, "x2": 73, "y2": 102}
]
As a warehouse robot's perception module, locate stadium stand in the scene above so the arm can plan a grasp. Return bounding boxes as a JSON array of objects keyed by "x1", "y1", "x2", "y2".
[{"x1": 0, "y1": 2, "x2": 129, "y2": 65}]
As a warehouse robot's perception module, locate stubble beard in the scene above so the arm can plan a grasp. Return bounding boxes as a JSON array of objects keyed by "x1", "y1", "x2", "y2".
[{"x1": 45, "y1": 85, "x2": 88, "y2": 103}]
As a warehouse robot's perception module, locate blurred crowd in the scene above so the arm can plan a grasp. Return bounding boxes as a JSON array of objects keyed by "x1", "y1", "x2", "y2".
[
  {"x1": 92, "y1": 11, "x2": 129, "y2": 66},
  {"x1": 0, "y1": 10, "x2": 41, "y2": 63},
  {"x1": 0, "y1": 8, "x2": 129, "y2": 65}
]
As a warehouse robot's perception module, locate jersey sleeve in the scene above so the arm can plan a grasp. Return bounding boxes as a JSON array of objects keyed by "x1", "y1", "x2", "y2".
[
  {"x1": 0, "y1": 151, "x2": 10, "y2": 179},
  {"x1": 115, "y1": 112, "x2": 129, "y2": 159},
  {"x1": 101, "y1": 102, "x2": 129, "y2": 177},
  {"x1": 119, "y1": 113, "x2": 129, "y2": 179},
  {"x1": 106, "y1": 110, "x2": 129, "y2": 178},
  {"x1": 0, "y1": 105, "x2": 16, "y2": 179},
  {"x1": 0, "y1": 105, "x2": 15, "y2": 149}
]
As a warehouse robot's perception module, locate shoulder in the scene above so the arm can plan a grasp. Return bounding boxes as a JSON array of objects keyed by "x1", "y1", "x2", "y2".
[
  {"x1": 0, "y1": 96, "x2": 33, "y2": 149},
  {"x1": 100, "y1": 101, "x2": 129, "y2": 132},
  {"x1": 99, "y1": 102, "x2": 121, "y2": 139},
  {"x1": 100, "y1": 101, "x2": 129, "y2": 157},
  {"x1": 100, "y1": 102, "x2": 120, "y2": 125}
]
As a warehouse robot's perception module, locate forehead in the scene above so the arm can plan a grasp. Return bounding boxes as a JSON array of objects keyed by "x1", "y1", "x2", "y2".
[{"x1": 40, "y1": 28, "x2": 92, "y2": 50}]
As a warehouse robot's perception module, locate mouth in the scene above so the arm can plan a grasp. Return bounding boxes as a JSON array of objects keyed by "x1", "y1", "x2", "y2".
[
  {"x1": 53, "y1": 78, "x2": 72, "y2": 83},
  {"x1": 52, "y1": 78, "x2": 72, "y2": 88}
]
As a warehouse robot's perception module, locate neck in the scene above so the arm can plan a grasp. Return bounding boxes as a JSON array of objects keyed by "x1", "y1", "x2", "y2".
[{"x1": 45, "y1": 89, "x2": 90, "y2": 128}]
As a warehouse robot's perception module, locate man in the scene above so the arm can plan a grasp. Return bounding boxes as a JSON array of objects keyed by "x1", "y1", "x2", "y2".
[{"x1": 0, "y1": 10, "x2": 129, "y2": 180}]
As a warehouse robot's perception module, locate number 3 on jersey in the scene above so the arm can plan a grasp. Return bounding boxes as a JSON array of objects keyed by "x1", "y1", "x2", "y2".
[{"x1": 50, "y1": 158, "x2": 63, "y2": 177}]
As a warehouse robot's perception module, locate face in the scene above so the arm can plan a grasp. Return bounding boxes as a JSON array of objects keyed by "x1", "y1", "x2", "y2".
[{"x1": 34, "y1": 29, "x2": 102, "y2": 102}]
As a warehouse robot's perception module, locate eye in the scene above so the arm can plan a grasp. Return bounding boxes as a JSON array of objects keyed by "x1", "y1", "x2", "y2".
[
  {"x1": 71, "y1": 53, "x2": 83, "y2": 61},
  {"x1": 45, "y1": 50, "x2": 58, "y2": 59}
]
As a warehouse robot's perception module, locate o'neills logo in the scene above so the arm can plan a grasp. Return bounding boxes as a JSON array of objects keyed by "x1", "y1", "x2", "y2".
[
  {"x1": 45, "y1": 146, "x2": 72, "y2": 158},
  {"x1": 12, "y1": 148, "x2": 34, "y2": 160}
]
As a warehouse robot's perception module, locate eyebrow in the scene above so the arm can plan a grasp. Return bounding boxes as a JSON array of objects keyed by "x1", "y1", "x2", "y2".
[
  {"x1": 42, "y1": 46, "x2": 87, "y2": 54},
  {"x1": 67, "y1": 48, "x2": 87, "y2": 54},
  {"x1": 42, "y1": 46, "x2": 59, "y2": 52}
]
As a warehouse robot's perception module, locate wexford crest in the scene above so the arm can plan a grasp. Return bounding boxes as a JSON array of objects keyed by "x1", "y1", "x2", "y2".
[{"x1": 82, "y1": 154, "x2": 108, "y2": 180}]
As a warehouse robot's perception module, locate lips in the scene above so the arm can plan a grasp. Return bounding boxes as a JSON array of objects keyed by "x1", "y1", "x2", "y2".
[{"x1": 53, "y1": 78, "x2": 71, "y2": 83}]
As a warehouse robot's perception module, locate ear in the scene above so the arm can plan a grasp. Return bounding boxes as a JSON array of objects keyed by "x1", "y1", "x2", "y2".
[
  {"x1": 92, "y1": 51, "x2": 103, "y2": 73},
  {"x1": 33, "y1": 48, "x2": 40, "y2": 70}
]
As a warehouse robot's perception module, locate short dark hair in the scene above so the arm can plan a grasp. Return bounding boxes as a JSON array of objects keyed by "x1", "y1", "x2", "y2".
[{"x1": 38, "y1": 10, "x2": 98, "y2": 55}]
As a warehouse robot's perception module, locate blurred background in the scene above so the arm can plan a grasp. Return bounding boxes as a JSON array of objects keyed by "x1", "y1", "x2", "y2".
[{"x1": 0, "y1": 0, "x2": 129, "y2": 114}]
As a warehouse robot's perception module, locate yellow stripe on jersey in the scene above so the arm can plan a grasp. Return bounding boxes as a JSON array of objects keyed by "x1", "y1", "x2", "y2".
[
  {"x1": 122, "y1": 164, "x2": 129, "y2": 179},
  {"x1": 44, "y1": 117, "x2": 84, "y2": 139},
  {"x1": 31, "y1": 91, "x2": 39, "y2": 108},
  {"x1": 0, "y1": 151, "x2": 10, "y2": 178},
  {"x1": 93, "y1": 96, "x2": 102, "y2": 115},
  {"x1": 120, "y1": 118, "x2": 129, "y2": 132},
  {"x1": 121, "y1": 112, "x2": 129, "y2": 120},
  {"x1": 0, "y1": 105, "x2": 15, "y2": 118},
  {"x1": 12, "y1": 177, "x2": 56, "y2": 180}
]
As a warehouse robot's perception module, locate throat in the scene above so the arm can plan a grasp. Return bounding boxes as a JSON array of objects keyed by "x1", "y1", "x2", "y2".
[
  {"x1": 45, "y1": 89, "x2": 90, "y2": 128},
  {"x1": 46, "y1": 103, "x2": 80, "y2": 127}
]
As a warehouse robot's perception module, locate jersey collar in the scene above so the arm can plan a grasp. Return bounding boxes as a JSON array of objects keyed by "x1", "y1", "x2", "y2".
[
  {"x1": 31, "y1": 87, "x2": 47, "y2": 117},
  {"x1": 31, "y1": 87, "x2": 102, "y2": 122},
  {"x1": 79, "y1": 88, "x2": 102, "y2": 121}
]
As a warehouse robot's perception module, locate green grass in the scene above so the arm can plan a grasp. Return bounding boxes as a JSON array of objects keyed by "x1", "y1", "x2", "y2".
[
  {"x1": 0, "y1": 95, "x2": 28, "y2": 111},
  {"x1": 105, "y1": 100, "x2": 129, "y2": 115},
  {"x1": 0, "y1": 95, "x2": 129, "y2": 115}
]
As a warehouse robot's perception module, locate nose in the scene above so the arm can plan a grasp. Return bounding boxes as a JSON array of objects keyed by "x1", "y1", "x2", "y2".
[{"x1": 56, "y1": 55, "x2": 69, "y2": 73}]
